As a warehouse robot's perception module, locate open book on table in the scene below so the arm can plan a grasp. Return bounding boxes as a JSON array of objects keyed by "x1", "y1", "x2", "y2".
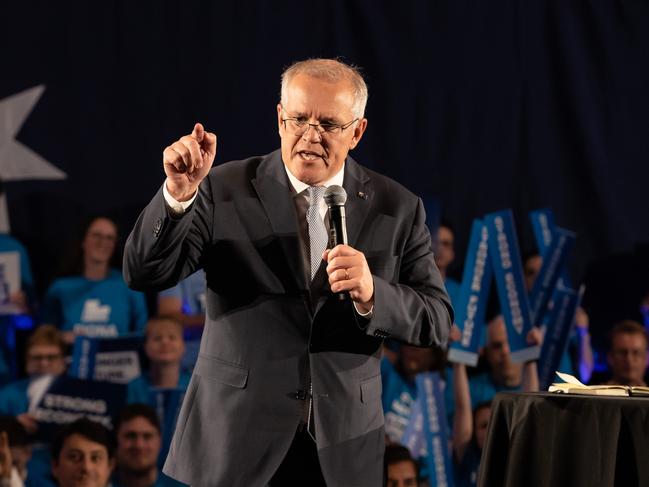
[{"x1": 548, "y1": 372, "x2": 649, "y2": 397}]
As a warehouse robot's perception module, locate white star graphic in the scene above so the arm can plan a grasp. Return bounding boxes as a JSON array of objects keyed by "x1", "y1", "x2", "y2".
[{"x1": 0, "y1": 85, "x2": 66, "y2": 231}]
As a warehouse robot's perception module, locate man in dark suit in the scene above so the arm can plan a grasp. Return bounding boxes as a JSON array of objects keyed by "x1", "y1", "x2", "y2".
[{"x1": 124, "y1": 58, "x2": 453, "y2": 487}]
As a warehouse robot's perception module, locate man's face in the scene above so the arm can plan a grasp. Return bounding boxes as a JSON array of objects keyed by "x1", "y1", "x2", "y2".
[
  {"x1": 485, "y1": 318, "x2": 522, "y2": 386},
  {"x1": 387, "y1": 460, "x2": 417, "y2": 487},
  {"x1": 144, "y1": 321, "x2": 185, "y2": 365},
  {"x1": 434, "y1": 226, "x2": 455, "y2": 273},
  {"x1": 26, "y1": 343, "x2": 65, "y2": 376},
  {"x1": 608, "y1": 333, "x2": 649, "y2": 385},
  {"x1": 116, "y1": 417, "x2": 161, "y2": 474},
  {"x1": 82, "y1": 218, "x2": 117, "y2": 266},
  {"x1": 278, "y1": 73, "x2": 367, "y2": 185},
  {"x1": 51, "y1": 433, "x2": 113, "y2": 487}
]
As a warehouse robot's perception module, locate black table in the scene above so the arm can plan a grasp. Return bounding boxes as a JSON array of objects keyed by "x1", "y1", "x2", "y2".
[{"x1": 479, "y1": 391, "x2": 649, "y2": 487}]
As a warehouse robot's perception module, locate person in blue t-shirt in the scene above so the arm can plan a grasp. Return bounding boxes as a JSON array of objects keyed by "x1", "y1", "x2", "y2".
[
  {"x1": 434, "y1": 220, "x2": 461, "y2": 307},
  {"x1": 113, "y1": 404, "x2": 186, "y2": 487},
  {"x1": 40, "y1": 217, "x2": 147, "y2": 343},
  {"x1": 127, "y1": 317, "x2": 191, "y2": 404}
]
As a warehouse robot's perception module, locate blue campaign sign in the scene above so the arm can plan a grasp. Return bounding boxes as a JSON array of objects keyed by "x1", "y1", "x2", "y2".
[
  {"x1": 150, "y1": 387, "x2": 186, "y2": 468},
  {"x1": 529, "y1": 209, "x2": 572, "y2": 289},
  {"x1": 70, "y1": 335, "x2": 145, "y2": 384},
  {"x1": 448, "y1": 219, "x2": 492, "y2": 366},
  {"x1": 528, "y1": 227, "x2": 576, "y2": 325},
  {"x1": 416, "y1": 372, "x2": 454, "y2": 487},
  {"x1": 32, "y1": 375, "x2": 127, "y2": 441},
  {"x1": 537, "y1": 286, "x2": 579, "y2": 389},
  {"x1": 485, "y1": 210, "x2": 538, "y2": 362}
]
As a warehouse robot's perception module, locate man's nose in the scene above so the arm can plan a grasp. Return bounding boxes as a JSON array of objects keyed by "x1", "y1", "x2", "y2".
[{"x1": 302, "y1": 124, "x2": 323, "y2": 143}]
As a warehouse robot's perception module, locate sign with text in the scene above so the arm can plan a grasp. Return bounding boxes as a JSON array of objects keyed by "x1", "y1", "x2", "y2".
[
  {"x1": 33, "y1": 375, "x2": 127, "y2": 441},
  {"x1": 485, "y1": 210, "x2": 538, "y2": 362},
  {"x1": 417, "y1": 372, "x2": 453, "y2": 487},
  {"x1": 448, "y1": 219, "x2": 492, "y2": 365},
  {"x1": 537, "y1": 286, "x2": 579, "y2": 389},
  {"x1": 70, "y1": 335, "x2": 144, "y2": 384},
  {"x1": 528, "y1": 227, "x2": 576, "y2": 325}
]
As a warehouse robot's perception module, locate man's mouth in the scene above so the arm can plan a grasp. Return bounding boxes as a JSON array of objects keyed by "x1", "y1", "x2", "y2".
[{"x1": 297, "y1": 150, "x2": 323, "y2": 161}]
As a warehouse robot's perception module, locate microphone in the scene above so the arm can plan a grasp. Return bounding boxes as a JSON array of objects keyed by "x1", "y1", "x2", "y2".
[
  {"x1": 324, "y1": 185, "x2": 348, "y2": 300},
  {"x1": 324, "y1": 185, "x2": 348, "y2": 247}
]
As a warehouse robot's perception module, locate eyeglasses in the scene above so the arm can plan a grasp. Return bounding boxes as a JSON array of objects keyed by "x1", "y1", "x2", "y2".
[{"x1": 281, "y1": 107, "x2": 358, "y2": 137}]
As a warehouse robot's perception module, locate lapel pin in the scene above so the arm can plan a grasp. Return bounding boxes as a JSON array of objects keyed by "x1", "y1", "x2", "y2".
[{"x1": 357, "y1": 191, "x2": 367, "y2": 200}]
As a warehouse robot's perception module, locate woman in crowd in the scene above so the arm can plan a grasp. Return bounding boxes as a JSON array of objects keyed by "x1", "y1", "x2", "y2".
[{"x1": 40, "y1": 216, "x2": 147, "y2": 343}]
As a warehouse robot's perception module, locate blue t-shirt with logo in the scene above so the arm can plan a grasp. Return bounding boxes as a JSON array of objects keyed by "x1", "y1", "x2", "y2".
[{"x1": 41, "y1": 269, "x2": 147, "y2": 337}]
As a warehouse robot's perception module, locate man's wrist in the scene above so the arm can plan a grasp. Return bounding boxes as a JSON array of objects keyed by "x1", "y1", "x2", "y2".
[{"x1": 163, "y1": 180, "x2": 198, "y2": 214}]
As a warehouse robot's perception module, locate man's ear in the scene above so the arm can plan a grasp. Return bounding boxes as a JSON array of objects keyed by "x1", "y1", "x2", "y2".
[{"x1": 349, "y1": 118, "x2": 368, "y2": 150}]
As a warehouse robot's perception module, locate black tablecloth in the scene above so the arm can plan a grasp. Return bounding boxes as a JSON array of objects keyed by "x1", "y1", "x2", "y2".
[{"x1": 479, "y1": 392, "x2": 649, "y2": 487}]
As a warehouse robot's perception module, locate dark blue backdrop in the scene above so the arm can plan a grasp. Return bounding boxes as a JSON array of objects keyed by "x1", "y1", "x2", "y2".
[{"x1": 2, "y1": 1, "x2": 648, "y2": 346}]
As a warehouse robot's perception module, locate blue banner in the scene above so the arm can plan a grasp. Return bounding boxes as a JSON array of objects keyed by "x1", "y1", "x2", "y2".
[
  {"x1": 529, "y1": 209, "x2": 572, "y2": 289},
  {"x1": 528, "y1": 227, "x2": 576, "y2": 325},
  {"x1": 485, "y1": 210, "x2": 538, "y2": 362},
  {"x1": 417, "y1": 372, "x2": 454, "y2": 487},
  {"x1": 151, "y1": 387, "x2": 186, "y2": 468},
  {"x1": 537, "y1": 286, "x2": 579, "y2": 389},
  {"x1": 70, "y1": 335, "x2": 145, "y2": 384},
  {"x1": 33, "y1": 375, "x2": 127, "y2": 441},
  {"x1": 448, "y1": 219, "x2": 492, "y2": 366}
]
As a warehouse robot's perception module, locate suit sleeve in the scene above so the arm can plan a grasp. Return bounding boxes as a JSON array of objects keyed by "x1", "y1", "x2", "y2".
[
  {"x1": 123, "y1": 177, "x2": 214, "y2": 292},
  {"x1": 364, "y1": 197, "x2": 453, "y2": 348}
]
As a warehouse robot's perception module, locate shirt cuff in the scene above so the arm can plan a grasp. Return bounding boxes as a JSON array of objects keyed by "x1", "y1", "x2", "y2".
[
  {"x1": 163, "y1": 180, "x2": 198, "y2": 214},
  {"x1": 353, "y1": 302, "x2": 374, "y2": 318}
]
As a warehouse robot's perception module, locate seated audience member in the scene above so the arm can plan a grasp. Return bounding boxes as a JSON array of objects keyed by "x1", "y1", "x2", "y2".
[
  {"x1": 50, "y1": 418, "x2": 114, "y2": 487},
  {"x1": 113, "y1": 404, "x2": 183, "y2": 487},
  {"x1": 523, "y1": 252, "x2": 594, "y2": 382},
  {"x1": 606, "y1": 320, "x2": 648, "y2": 386},
  {"x1": 0, "y1": 325, "x2": 66, "y2": 426},
  {"x1": 452, "y1": 362, "x2": 490, "y2": 487},
  {"x1": 127, "y1": 318, "x2": 190, "y2": 404},
  {"x1": 40, "y1": 216, "x2": 147, "y2": 343},
  {"x1": 434, "y1": 220, "x2": 461, "y2": 306},
  {"x1": 0, "y1": 417, "x2": 31, "y2": 487},
  {"x1": 384, "y1": 444, "x2": 418, "y2": 487}
]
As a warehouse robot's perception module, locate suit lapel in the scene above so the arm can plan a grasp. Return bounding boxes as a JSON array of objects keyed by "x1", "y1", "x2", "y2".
[
  {"x1": 342, "y1": 156, "x2": 372, "y2": 249},
  {"x1": 251, "y1": 150, "x2": 309, "y2": 293}
]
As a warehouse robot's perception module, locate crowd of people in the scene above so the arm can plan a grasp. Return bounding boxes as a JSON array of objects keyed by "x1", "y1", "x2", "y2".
[
  {"x1": 0, "y1": 212, "x2": 645, "y2": 487},
  {"x1": 0, "y1": 217, "x2": 649, "y2": 487}
]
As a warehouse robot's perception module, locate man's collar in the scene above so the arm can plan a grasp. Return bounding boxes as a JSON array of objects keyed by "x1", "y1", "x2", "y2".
[{"x1": 283, "y1": 162, "x2": 345, "y2": 194}]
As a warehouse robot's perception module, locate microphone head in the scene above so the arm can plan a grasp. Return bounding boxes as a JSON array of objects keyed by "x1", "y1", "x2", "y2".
[{"x1": 323, "y1": 185, "x2": 347, "y2": 207}]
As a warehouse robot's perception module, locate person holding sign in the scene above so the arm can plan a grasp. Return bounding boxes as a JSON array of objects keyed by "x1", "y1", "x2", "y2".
[
  {"x1": 41, "y1": 217, "x2": 147, "y2": 343},
  {"x1": 123, "y1": 58, "x2": 453, "y2": 486}
]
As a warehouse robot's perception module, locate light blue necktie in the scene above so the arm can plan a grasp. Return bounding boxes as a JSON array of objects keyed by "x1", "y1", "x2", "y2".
[{"x1": 307, "y1": 186, "x2": 328, "y2": 280}]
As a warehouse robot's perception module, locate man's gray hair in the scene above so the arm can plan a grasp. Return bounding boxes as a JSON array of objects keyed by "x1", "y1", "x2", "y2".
[{"x1": 280, "y1": 58, "x2": 368, "y2": 119}]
